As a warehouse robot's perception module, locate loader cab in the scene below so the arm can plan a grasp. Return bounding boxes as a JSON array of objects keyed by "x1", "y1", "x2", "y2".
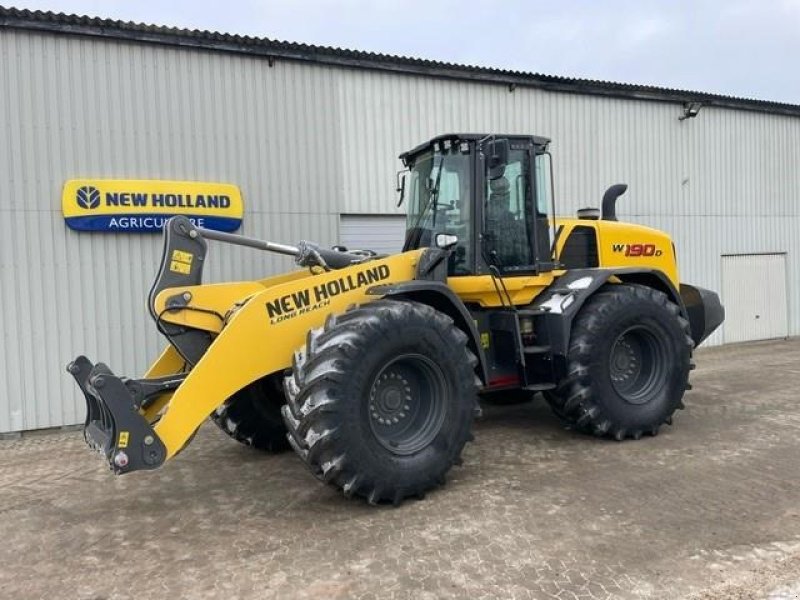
[{"x1": 400, "y1": 134, "x2": 556, "y2": 276}]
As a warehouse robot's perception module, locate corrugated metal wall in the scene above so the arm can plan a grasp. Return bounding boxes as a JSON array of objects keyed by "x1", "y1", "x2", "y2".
[
  {"x1": 1, "y1": 28, "x2": 799, "y2": 431},
  {"x1": 0, "y1": 30, "x2": 341, "y2": 432}
]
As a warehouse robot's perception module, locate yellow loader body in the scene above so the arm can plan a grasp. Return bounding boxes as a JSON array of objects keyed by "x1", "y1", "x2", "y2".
[
  {"x1": 66, "y1": 133, "x2": 723, "y2": 506},
  {"x1": 140, "y1": 216, "x2": 678, "y2": 458}
]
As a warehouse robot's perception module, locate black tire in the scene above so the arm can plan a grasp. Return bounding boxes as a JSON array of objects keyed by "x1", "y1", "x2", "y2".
[
  {"x1": 282, "y1": 299, "x2": 480, "y2": 505},
  {"x1": 542, "y1": 390, "x2": 575, "y2": 423},
  {"x1": 550, "y1": 284, "x2": 694, "y2": 440},
  {"x1": 210, "y1": 374, "x2": 290, "y2": 452}
]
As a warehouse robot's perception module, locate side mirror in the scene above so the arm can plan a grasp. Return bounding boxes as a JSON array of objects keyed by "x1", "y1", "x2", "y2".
[
  {"x1": 396, "y1": 170, "x2": 407, "y2": 207},
  {"x1": 435, "y1": 233, "x2": 458, "y2": 249},
  {"x1": 486, "y1": 138, "x2": 509, "y2": 180}
]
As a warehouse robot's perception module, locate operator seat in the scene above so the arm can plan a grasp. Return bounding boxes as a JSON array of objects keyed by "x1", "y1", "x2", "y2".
[{"x1": 486, "y1": 178, "x2": 529, "y2": 267}]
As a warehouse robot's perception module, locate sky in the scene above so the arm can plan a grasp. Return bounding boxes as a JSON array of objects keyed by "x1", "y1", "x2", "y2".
[{"x1": 9, "y1": 0, "x2": 800, "y2": 105}]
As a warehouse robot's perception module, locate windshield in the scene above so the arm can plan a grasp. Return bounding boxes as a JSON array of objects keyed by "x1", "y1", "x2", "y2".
[{"x1": 403, "y1": 146, "x2": 473, "y2": 274}]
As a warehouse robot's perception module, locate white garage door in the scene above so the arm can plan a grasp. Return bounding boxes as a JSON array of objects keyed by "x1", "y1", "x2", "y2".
[
  {"x1": 721, "y1": 253, "x2": 788, "y2": 343},
  {"x1": 339, "y1": 214, "x2": 407, "y2": 255}
]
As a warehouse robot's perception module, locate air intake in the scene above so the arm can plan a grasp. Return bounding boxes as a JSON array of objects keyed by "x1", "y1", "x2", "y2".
[{"x1": 601, "y1": 184, "x2": 628, "y2": 221}]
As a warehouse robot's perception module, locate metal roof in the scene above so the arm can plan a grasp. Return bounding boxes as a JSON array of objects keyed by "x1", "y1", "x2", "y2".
[{"x1": 2, "y1": 5, "x2": 800, "y2": 118}]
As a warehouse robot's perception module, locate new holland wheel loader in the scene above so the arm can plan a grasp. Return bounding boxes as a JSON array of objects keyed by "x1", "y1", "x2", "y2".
[{"x1": 67, "y1": 133, "x2": 724, "y2": 505}]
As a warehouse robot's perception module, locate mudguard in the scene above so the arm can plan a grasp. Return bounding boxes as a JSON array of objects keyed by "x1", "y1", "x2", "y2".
[
  {"x1": 367, "y1": 280, "x2": 490, "y2": 385},
  {"x1": 530, "y1": 267, "x2": 688, "y2": 359}
]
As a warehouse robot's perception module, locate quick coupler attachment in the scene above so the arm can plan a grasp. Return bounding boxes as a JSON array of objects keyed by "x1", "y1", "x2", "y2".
[{"x1": 66, "y1": 355, "x2": 175, "y2": 474}]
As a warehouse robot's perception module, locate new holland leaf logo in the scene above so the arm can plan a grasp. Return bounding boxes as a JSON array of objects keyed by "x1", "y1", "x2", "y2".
[{"x1": 76, "y1": 185, "x2": 101, "y2": 210}]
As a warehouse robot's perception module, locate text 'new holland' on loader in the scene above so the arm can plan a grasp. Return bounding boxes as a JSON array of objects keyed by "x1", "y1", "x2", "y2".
[{"x1": 68, "y1": 133, "x2": 724, "y2": 505}]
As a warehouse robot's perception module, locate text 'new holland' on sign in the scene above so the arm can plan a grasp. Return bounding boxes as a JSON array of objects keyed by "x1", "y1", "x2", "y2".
[{"x1": 62, "y1": 180, "x2": 244, "y2": 232}]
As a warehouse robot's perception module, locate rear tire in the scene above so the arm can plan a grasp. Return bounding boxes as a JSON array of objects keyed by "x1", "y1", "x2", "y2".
[
  {"x1": 549, "y1": 284, "x2": 693, "y2": 440},
  {"x1": 210, "y1": 375, "x2": 290, "y2": 452},
  {"x1": 282, "y1": 299, "x2": 479, "y2": 505}
]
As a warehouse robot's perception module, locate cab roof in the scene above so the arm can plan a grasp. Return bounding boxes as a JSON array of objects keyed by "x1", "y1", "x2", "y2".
[{"x1": 399, "y1": 133, "x2": 551, "y2": 163}]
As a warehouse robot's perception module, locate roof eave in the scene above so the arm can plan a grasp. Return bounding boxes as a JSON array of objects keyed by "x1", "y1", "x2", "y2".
[{"x1": 2, "y1": 7, "x2": 800, "y2": 118}]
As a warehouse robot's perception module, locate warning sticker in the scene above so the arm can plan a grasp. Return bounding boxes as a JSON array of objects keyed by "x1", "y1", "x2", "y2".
[{"x1": 170, "y1": 250, "x2": 194, "y2": 274}]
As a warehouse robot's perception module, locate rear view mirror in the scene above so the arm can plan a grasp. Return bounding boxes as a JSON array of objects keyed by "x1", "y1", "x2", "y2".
[
  {"x1": 396, "y1": 170, "x2": 407, "y2": 207},
  {"x1": 486, "y1": 138, "x2": 509, "y2": 180},
  {"x1": 435, "y1": 233, "x2": 458, "y2": 249}
]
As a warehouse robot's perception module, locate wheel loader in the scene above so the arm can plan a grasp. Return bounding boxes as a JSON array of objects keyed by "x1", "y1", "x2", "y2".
[{"x1": 67, "y1": 133, "x2": 724, "y2": 505}]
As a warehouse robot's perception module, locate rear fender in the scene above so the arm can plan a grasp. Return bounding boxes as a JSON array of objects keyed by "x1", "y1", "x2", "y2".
[{"x1": 532, "y1": 268, "x2": 685, "y2": 359}]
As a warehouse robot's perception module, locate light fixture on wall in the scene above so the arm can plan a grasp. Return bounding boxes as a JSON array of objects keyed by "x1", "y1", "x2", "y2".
[{"x1": 679, "y1": 102, "x2": 703, "y2": 121}]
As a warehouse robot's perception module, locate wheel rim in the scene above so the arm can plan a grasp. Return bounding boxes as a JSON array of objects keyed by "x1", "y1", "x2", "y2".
[
  {"x1": 368, "y1": 353, "x2": 447, "y2": 455},
  {"x1": 609, "y1": 326, "x2": 669, "y2": 405}
]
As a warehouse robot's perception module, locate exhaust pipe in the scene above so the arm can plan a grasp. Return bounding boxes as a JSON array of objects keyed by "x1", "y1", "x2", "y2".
[{"x1": 601, "y1": 184, "x2": 628, "y2": 221}]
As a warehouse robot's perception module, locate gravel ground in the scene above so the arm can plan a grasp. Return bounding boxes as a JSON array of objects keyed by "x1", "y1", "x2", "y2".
[{"x1": 2, "y1": 339, "x2": 800, "y2": 599}]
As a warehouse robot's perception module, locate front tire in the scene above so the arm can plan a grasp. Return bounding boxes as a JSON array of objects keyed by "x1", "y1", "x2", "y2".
[
  {"x1": 210, "y1": 375, "x2": 290, "y2": 452},
  {"x1": 550, "y1": 284, "x2": 693, "y2": 440},
  {"x1": 282, "y1": 300, "x2": 479, "y2": 505},
  {"x1": 543, "y1": 390, "x2": 575, "y2": 423}
]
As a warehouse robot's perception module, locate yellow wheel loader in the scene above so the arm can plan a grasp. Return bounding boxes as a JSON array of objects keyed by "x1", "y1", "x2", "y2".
[{"x1": 67, "y1": 134, "x2": 724, "y2": 505}]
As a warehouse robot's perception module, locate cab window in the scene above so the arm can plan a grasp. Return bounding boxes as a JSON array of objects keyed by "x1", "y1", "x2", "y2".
[{"x1": 483, "y1": 149, "x2": 534, "y2": 271}]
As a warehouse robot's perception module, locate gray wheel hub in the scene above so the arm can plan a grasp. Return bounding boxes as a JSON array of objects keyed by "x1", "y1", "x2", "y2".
[
  {"x1": 611, "y1": 338, "x2": 640, "y2": 383},
  {"x1": 609, "y1": 327, "x2": 669, "y2": 406},
  {"x1": 367, "y1": 354, "x2": 447, "y2": 455},
  {"x1": 370, "y1": 372, "x2": 412, "y2": 425}
]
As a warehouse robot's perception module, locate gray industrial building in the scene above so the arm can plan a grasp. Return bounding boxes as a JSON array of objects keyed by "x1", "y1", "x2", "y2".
[{"x1": 1, "y1": 7, "x2": 798, "y2": 433}]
